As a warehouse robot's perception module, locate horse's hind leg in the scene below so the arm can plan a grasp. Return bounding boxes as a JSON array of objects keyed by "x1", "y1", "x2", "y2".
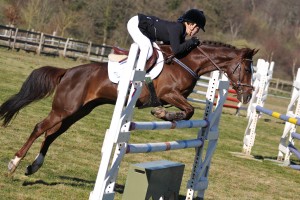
[
  {"x1": 8, "y1": 111, "x2": 62, "y2": 175},
  {"x1": 25, "y1": 103, "x2": 98, "y2": 175},
  {"x1": 25, "y1": 122, "x2": 62, "y2": 175}
]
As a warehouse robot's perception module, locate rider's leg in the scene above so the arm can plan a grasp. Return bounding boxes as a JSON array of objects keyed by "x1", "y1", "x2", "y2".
[{"x1": 127, "y1": 15, "x2": 153, "y2": 70}]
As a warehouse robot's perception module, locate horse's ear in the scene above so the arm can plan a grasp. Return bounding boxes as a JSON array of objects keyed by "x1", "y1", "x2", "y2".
[{"x1": 252, "y1": 49, "x2": 259, "y2": 56}]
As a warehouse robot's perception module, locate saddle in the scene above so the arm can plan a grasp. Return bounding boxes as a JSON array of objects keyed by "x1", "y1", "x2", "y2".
[{"x1": 110, "y1": 46, "x2": 159, "y2": 72}]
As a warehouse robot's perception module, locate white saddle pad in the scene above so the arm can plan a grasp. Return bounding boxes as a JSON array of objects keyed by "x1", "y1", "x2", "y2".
[{"x1": 108, "y1": 43, "x2": 164, "y2": 83}]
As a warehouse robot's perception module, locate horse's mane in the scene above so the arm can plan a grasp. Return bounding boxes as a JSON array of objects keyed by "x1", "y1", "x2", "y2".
[
  {"x1": 157, "y1": 40, "x2": 252, "y2": 58},
  {"x1": 201, "y1": 40, "x2": 237, "y2": 49},
  {"x1": 158, "y1": 40, "x2": 237, "y2": 51}
]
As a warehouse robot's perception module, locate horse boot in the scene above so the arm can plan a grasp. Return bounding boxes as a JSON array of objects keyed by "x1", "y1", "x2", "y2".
[{"x1": 151, "y1": 106, "x2": 167, "y2": 119}]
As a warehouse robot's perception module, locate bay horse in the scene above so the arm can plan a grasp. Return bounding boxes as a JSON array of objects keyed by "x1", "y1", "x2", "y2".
[{"x1": 0, "y1": 41, "x2": 258, "y2": 176}]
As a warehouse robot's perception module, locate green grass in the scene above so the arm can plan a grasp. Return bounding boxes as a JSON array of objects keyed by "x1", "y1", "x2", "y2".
[{"x1": 0, "y1": 48, "x2": 300, "y2": 200}]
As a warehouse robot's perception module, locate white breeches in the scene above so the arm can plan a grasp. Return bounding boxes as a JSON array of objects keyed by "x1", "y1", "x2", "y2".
[{"x1": 127, "y1": 15, "x2": 153, "y2": 63}]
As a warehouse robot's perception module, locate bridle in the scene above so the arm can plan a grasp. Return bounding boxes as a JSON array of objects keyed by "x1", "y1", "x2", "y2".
[
  {"x1": 230, "y1": 59, "x2": 255, "y2": 95},
  {"x1": 196, "y1": 46, "x2": 254, "y2": 95}
]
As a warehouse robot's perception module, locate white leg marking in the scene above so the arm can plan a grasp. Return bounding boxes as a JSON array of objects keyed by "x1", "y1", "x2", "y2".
[{"x1": 8, "y1": 156, "x2": 22, "y2": 172}]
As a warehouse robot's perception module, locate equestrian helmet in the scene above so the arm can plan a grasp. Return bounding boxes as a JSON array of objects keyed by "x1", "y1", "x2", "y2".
[{"x1": 179, "y1": 9, "x2": 206, "y2": 32}]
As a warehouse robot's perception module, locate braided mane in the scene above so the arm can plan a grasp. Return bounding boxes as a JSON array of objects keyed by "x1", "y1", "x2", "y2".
[{"x1": 202, "y1": 40, "x2": 237, "y2": 49}]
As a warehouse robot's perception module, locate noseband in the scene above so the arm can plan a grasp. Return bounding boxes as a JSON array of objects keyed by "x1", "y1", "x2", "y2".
[{"x1": 197, "y1": 46, "x2": 254, "y2": 96}]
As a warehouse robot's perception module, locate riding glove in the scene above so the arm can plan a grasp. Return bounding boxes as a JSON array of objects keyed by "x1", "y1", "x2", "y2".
[{"x1": 191, "y1": 37, "x2": 201, "y2": 46}]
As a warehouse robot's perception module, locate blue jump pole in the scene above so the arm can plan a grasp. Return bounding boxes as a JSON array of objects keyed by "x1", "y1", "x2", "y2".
[
  {"x1": 255, "y1": 105, "x2": 300, "y2": 125},
  {"x1": 289, "y1": 132, "x2": 300, "y2": 170},
  {"x1": 288, "y1": 144, "x2": 300, "y2": 160},
  {"x1": 290, "y1": 165, "x2": 300, "y2": 170},
  {"x1": 126, "y1": 139, "x2": 203, "y2": 153},
  {"x1": 291, "y1": 132, "x2": 300, "y2": 140},
  {"x1": 129, "y1": 120, "x2": 209, "y2": 131}
]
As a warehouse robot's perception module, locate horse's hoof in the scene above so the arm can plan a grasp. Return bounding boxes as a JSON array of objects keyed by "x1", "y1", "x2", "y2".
[
  {"x1": 165, "y1": 112, "x2": 176, "y2": 121},
  {"x1": 25, "y1": 162, "x2": 43, "y2": 176},
  {"x1": 25, "y1": 165, "x2": 33, "y2": 176},
  {"x1": 151, "y1": 107, "x2": 162, "y2": 114},
  {"x1": 8, "y1": 160, "x2": 17, "y2": 174},
  {"x1": 151, "y1": 107, "x2": 166, "y2": 119}
]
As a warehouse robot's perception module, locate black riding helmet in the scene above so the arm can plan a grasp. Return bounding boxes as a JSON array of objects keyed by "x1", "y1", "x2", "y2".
[{"x1": 178, "y1": 9, "x2": 206, "y2": 32}]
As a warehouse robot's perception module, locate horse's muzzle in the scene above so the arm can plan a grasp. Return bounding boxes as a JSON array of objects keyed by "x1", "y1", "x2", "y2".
[{"x1": 240, "y1": 94, "x2": 252, "y2": 104}]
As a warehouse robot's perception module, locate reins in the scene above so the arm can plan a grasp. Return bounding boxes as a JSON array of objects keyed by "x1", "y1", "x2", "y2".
[
  {"x1": 197, "y1": 46, "x2": 224, "y2": 74},
  {"x1": 172, "y1": 57, "x2": 198, "y2": 79},
  {"x1": 154, "y1": 47, "x2": 198, "y2": 79}
]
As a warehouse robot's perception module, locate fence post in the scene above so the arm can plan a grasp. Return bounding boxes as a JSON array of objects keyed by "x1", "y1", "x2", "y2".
[
  {"x1": 100, "y1": 43, "x2": 106, "y2": 61},
  {"x1": 4, "y1": 26, "x2": 8, "y2": 36},
  {"x1": 63, "y1": 38, "x2": 70, "y2": 57},
  {"x1": 0, "y1": 25, "x2": 111, "y2": 61},
  {"x1": 87, "y1": 41, "x2": 92, "y2": 57},
  {"x1": 37, "y1": 32, "x2": 44, "y2": 55},
  {"x1": 7, "y1": 27, "x2": 12, "y2": 48},
  {"x1": 12, "y1": 28, "x2": 18, "y2": 50},
  {"x1": 275, "y1": 79, "x2": 279, "y2": 95},
  {"x1": 52, "y1": 31, "x2": 56, "y2": 45}
]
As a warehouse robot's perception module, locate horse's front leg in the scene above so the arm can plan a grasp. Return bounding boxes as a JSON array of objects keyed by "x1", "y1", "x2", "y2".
[{"x1": 151, "y1": 93, "x2": 194, "y2": 121}]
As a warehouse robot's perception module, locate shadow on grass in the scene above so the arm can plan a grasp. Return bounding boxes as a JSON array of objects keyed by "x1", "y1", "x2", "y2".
[
  {"x1": 253, "y1": 155, "x2": 266, "y2": 160},
  {"x1": 22, "y1": 175, "x2": 95, "y2": 187},
  {"x1": 22, "y1": 175, "x2": 125, "y2": 194},
  {"x1": 115, "y1": 185, "x2": 204, "y2": 199},
  {"x1": 253, "y1": 155, "x2": 282, "y2": 162},
  {"x1": 263, "y1": 118, "x2": 285, "y2": 124},
  {"x1": 22, "y1": 176, "x2": 205, "y2": 199}
]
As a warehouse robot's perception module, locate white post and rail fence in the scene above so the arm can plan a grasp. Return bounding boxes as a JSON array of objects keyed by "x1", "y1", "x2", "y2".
[{"x1": 0, "y1": 24, "x2": 112, "y2": 62}]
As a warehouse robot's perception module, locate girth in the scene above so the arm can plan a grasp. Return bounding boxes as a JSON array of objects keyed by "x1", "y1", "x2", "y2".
[{"x1": 139, "y1": 77, "x2": 162, "y2": 108}]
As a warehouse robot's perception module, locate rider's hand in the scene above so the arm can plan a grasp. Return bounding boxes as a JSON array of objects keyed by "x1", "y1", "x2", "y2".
[{"x1": 191, "y1": 37, "x2": 200, "y2": 46}]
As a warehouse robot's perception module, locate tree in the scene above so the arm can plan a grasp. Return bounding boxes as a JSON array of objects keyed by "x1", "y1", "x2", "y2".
[
  {"x1": 1, "y1": 0, "x2": 24, "y2": 26},
  {"x1": 21, "y1": 0, "x2": 54, "y2": 31}
]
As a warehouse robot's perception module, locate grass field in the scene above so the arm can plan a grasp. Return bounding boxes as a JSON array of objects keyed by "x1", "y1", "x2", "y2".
[{"x1": 0, "y1": 48, "x2": 300, "y2": 200}]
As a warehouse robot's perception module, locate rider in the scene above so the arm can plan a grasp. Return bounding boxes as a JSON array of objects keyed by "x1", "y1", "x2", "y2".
[{"x1": 127, "y1": 9, "x2": 206, "y2": 68}]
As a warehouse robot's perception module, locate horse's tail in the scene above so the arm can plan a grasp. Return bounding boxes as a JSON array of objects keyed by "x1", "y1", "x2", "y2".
[{"x1": 0, "y1": 66, "x2": 67, "y2": 127}]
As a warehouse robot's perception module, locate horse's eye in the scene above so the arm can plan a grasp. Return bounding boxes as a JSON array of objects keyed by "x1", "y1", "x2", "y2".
[{"x1": 245, "y1": 65, "x2": 253, "y2": 73}]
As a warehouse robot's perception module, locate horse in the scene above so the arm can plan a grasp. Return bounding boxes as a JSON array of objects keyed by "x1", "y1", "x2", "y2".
[{"x1": 0, "y1": 41, "x2": 258, "y2": 176}]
